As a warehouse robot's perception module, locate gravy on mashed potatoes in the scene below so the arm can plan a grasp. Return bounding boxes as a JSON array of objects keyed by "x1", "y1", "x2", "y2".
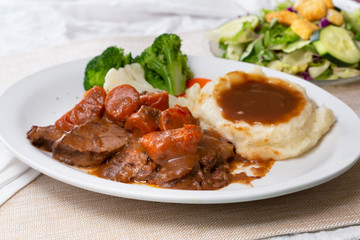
[{"x1": 180, "y1": 70, "x2": 335, "y2": 161}]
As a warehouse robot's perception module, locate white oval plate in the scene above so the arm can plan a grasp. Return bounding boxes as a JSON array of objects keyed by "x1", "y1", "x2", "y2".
[{"x1": 0, "y1": 56, "x2": 359, "y2": 204}]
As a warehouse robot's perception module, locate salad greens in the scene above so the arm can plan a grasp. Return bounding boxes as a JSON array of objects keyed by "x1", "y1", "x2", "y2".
[
  {"x1": 210, "y1": 0, "x2": 360, "y2": 81},
  {"x1": 84, "y1": 33, "x2": 193, "y2": 95}
]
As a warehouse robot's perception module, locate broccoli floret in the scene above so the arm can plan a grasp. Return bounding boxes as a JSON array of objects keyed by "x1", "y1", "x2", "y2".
[
  {"x1": 134, "y1": 33, "x2": 193, "y2": 96},
  {"x1": 84, "y1": 46, "x2": 132, "y2": 90}
]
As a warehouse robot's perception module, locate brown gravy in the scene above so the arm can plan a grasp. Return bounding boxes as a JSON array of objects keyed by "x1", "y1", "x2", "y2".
[
  {"x1": 86, "y1": 153, "x2": 275, "y2": 190},
  {"x1": 215, "y1": 71, "x2": 306, "y2": 125},
  {"x1": 229, "y1": 156, "x2": 275, "y2": 186}
]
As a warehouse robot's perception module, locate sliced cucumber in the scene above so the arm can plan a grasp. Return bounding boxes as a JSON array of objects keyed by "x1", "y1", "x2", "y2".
[
  {"x1": 215, "y1": 15, "x2": 260, "y2": 42},
  {"x1": 312, "y1": 25, "x2": 360, "y2": 66}
]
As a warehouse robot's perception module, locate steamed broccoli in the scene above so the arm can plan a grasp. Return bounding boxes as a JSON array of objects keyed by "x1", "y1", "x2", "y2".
[
  {"x1": 84, "y1": 46, "x2": 132, "y2": 90},
  {"x1": 134, "y1": 33, "x2": 193, "y2": 96}
]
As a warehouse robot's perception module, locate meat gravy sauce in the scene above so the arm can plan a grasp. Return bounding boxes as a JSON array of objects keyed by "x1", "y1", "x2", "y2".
[
  {"x1": 214, "y1": 71, "x2": 306, "y2": 125},
  {"x1": 27, "y1": 84, "x2": 275, "y2": 190}
]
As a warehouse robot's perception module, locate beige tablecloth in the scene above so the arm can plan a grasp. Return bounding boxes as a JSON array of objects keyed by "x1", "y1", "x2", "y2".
[{"x1": 0, "y1": 32, "x2": 359, "y2": 240}]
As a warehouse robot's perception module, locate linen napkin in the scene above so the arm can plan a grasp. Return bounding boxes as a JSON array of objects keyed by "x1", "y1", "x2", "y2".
[{"x1": 0, "y1": 142, "x2": 40, "y2": 206}]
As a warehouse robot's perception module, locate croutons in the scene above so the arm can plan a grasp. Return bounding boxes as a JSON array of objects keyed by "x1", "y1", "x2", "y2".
[
  {"x1": 291, "y1": 19, "x2": 319, "y2": 40},
  {"x1": 326, "y1": 9, "x2": 344, "y2": 26},
  {"x1": 265, "y1": 9, "x2": 300, "y2": 26},
  {"x1": 296, "y1": 0, "x2": 327, "y2": 21},
  {"x1": 322, "y1": 0, "x2": 334, "y2": 9},
  {"x1": 294, "y1": 0, "x2": 306, "y2": 11}
]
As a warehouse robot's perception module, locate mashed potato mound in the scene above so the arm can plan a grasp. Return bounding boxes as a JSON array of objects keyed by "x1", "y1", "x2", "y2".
[{"x1": 179, "y1": 70, "x2": 335, "y2": 161}]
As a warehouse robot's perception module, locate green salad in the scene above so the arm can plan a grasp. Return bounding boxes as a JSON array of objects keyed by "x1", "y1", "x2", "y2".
[{"x1": 209, "y1": 0, "x2": 360, "y2": 82}]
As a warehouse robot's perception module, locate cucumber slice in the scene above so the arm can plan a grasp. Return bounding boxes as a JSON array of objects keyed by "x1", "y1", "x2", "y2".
[
  {"x1": 312, "y1": 25, "x2": 360, "y2": 66},
  {"x1": 215, "y1": 15, "x2": 260, "y2": 42}
]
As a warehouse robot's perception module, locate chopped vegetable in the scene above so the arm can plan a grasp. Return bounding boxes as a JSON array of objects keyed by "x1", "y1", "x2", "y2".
[
  {"x1": 308, "y1": 60, "x2": 331, "y2": 78},
  {"x1": 55, "y1": 86, "x2": 106, "y2": 131},
  {"x1": 103, "y1": 63, "x2": 159, "y2": 94},
  {"x1": 186, "y1": 78, "x2": 211, "y2": 88},
  {"x1": 134, "y1": 33, "x2": 193, "y2": 96},
  {"x1": 312, "y1": 25, "x2": 360, "y2": 66},
  {"x1": 283, "y1": 40, "x2": 311, "y2": 53},
  {"x1": 333, "y1": 67, "x2": 360, "y2": 78},
  {"x1": 84, "y1": 47, "x2": 132, "y2": 90},
  {"x1": 319, "y1": 18, "x2": 330, "y2": 28},
  {"x1": 213, "y1": 15, "x2": 260, "y2": 42},
  {"x1": 84, "y1": 34, "x2": 193, "y2": 97},
  {"x1": 140, "y1": 91, "x2": 169, "y2": 111},
  {"x1": 105, "y1": 84, "x2": 140, "y2": 121},
  {"x1": 140, "y1": 124, "x2": 202, "y2": 166},
  {"x1": 124, "y1": 105, "x2": 160, "y2": 135}
]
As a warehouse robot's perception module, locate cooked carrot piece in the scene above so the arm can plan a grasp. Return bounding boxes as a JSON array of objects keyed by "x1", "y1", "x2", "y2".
[
  {"x1": 159, "y1": 105, "x2": 198, "y2": 131},
  {"x1": 124, "y1": 105, "x2": 161, "y2": 136},
  {"x1": 186, "y1": 78, "x2": 211, "y2": 88},
  {"x1": 140, "y1": 124, "x2": 203, "y2": 166},
  {"x1": 140, "y1": 91, "x2": 169, "y2": 111},
  {"x1": 105, "y1": 84, "x2": 140, "y2": 121},
  {"x1": 55, "y1": 86, "x2": 106, "y2": 132}
]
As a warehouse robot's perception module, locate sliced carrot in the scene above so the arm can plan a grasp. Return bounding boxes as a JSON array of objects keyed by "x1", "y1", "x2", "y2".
[
  {"x1": 186, "y1": 78, "x2": 211, "y2": 89},
  {"x1": 140, "y1": 124, "x2": 203, "y2": 166},
  {"x1": 105, "y1": 84, "x2": 140, "y2": 121},
  {"x1": 140, "y1": 91, "x2": 169, "y2": 111},
  {"x1": 124, "y1": 105, "x2": 160, "y2": 136},
  {"x1": 177, "y1": 78, "x2": 212, "y2": 97},
  {"x1": 55, "y1": 86, "x2": 106, "y2": 132}
]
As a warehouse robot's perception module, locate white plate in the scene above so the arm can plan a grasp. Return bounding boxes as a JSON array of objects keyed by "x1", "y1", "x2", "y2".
[{"x1": 0, "y1": 56, "x2": 359, "y2": 204}]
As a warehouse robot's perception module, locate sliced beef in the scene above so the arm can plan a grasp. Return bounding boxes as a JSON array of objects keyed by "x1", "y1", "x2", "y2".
[
  {"x1": 97, "y1": 140, "x2": 156, "y2": 183},
  {"x1": 52, "y1": 118, "x2": 130, "y2": 168},
  {"x1": 149, "y1": 130, "x2": 234, "y2": 190},
  {"x1": 151, "y1": 154, "x2": 200, "y2": 184},
  {"x1": 26, "y1": 125, "x2": 64, "y2": 151},
  {"x1": 159, "y1": 130, "x2": 234, "y2": 190},
  {"x1": 198, "y1": 130, "x2": 235, "y2": 173},
  {"x1": 162, "y1": 164, "x2": 231, "y2": 190}
]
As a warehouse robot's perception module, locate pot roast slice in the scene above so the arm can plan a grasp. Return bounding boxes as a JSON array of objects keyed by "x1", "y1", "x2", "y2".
[
  {"x1": 97, "y1": 140, "x2": 156, "y2": 183},
  {"x1": 52, "y1": 118, "x2": 131, "y2": 168},
  {"x1": 27, "y1": 125, "x2": 65, "y2": 152}
]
